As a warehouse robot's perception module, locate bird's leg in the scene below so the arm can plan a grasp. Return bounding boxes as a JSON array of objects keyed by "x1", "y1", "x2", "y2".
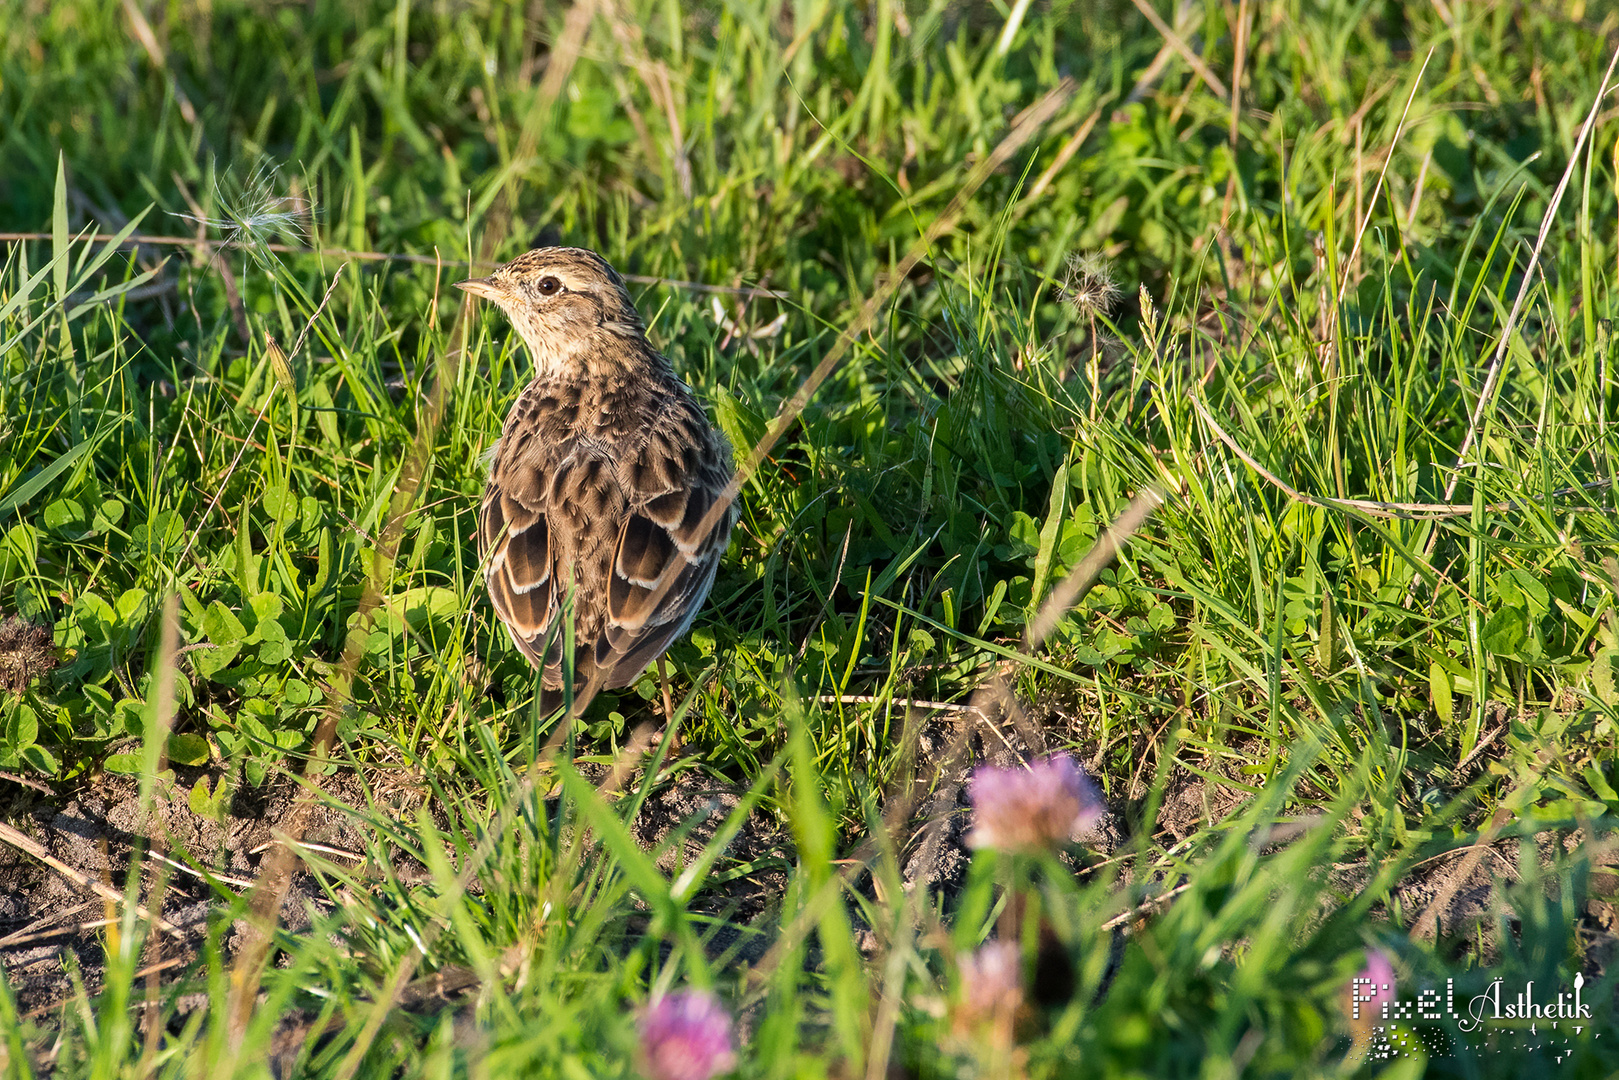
[{"x1": 656, "y1": 656, "x2": 675, "y2": 727}]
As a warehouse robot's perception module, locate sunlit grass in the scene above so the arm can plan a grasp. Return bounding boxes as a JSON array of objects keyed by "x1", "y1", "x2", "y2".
[{"x1": 0, "y1": 0, "x2": 1616, "y2": 1075}]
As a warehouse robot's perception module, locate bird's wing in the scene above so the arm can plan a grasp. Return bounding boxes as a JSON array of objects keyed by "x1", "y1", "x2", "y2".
[
  {"x1": 597, "y1": 400, "x2": 735, "y2": 687},
  {"x1": 479, "y1": 437, "x2": 562, "y2": 674}
]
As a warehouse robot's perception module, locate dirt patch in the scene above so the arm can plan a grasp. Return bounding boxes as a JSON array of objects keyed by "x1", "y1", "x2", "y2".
[
  {"x1": 628, "y1": 778, "x2": 793, "y2": 965},
  {"x1": 0, "y1": 617, "x2": 56, "y2": 694},
  {"x1": 0, "y1": 754, "x2": 809, "y2": 1019},
  {"x1": 0, "y1": 767, "x2": 372, "y2": 1017}
]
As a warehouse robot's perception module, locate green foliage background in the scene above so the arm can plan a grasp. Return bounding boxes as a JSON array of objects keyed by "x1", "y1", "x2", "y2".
[{"x1": 0, "y1": 0, "x2": 1616, "y2": 1075}]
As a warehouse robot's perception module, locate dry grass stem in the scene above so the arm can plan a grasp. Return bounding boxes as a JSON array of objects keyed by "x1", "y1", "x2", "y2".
[
  {"x1": 1195, "y1": 395, "x2": 1613, "y2": 519},
  {"x1": 0, "y1": 821, "x2": 185, "y2": 941},
  {"x1": 0, "y1": 233, "x2": 786, "y2": 297},
  {"x1": 1126, "y1": 0, "x2": 1228, "y2": 100}
]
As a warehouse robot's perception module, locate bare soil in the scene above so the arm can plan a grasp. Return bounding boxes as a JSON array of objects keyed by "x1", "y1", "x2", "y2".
[{"x1": 0, "y1": 766, "x2": 371, "y2": 1017}]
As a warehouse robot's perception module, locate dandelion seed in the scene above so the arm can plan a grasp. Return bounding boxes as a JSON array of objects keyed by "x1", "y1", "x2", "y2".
[
  {"x1": 1064, "y1": 252, "x2": 1123, "y2": 414},
  {"x1": 1063, "y1": 252, "x2": 1121, "y2": 317},
  {"x1": 172, "y1": 159, "x2": 310, "y2": 251},
  {"x1": 637, "y1": 989, "x2": 737, "y2": 1080},
  {"x1": 967, "y1": 755, "x2": 1104, "y2": 853}
]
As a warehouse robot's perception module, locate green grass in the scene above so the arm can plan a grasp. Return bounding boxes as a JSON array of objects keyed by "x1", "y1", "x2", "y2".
[{"x1": 1, "y1": 0, "x2": 1618, "y2": 1075}]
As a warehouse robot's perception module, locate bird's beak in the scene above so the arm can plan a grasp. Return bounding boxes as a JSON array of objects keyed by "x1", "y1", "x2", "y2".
[{"x1": 456, "y1": 277, "x2": 504, "y2": 302}]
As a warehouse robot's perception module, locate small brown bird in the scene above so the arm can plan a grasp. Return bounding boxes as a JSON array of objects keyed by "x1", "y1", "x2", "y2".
[{"x1": 458, "y1": 247, "x2": 735, "y2": 709}]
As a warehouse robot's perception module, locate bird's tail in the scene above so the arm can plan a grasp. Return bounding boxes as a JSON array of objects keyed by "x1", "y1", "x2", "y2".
[
  {"x1": 535, "y1": 668, "x2": 611, "y2": 734},
  {"x1": 537, "y1": 685, "x2": 569, "y2": 720}
]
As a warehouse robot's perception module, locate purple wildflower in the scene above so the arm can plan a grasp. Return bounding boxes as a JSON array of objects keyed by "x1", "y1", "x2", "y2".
[
  {"x1": 958, "y1": 940, "x2": 1023, "y2": 1021},
  {"x1": 966, "y1": 755, "x2": 1104, "y2": 853},
  {"x1": 1344, "y1": 947, "x2": 1400, "y2": 1055},
  {"x1": 1347, "y1": 948, "x2": 1396, "y2": 1022},
  {"x1": 637, "y1": 989, "x2": 737, "y2": 1080},
  {"x1": 951, "y1": 940, "x2": 1027, "y2": 1055}
]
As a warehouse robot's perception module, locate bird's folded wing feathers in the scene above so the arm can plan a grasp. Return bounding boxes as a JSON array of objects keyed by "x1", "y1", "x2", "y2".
[
  {"x1": 479, "y1": 469, "x2": 560, "y2": 670},
  {"x1": 599, "y1": 419, "x2": 734, "y2": 685},
  {"x1": 479, "y1": 394, "x2": 733, "y2": 689}
]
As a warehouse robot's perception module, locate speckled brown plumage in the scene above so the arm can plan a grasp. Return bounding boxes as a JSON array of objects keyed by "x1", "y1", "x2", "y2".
[{"x1": 459, "y1": 247, "x2": 735, "y2": 694}]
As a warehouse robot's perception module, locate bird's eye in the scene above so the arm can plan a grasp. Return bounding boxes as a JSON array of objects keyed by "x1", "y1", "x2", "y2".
[{"x1": 536, "y1": 276, "x2": 563, "y2": 296}]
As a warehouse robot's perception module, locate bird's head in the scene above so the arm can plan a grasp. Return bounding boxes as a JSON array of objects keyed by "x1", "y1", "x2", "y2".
[{"x1": 458, "y1": 247, "x2": 645, "y2": 374}]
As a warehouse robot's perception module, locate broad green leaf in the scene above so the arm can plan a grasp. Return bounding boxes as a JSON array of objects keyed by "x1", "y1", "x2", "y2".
[
  {"x1": 167, "y1": 733, "x2": 211, "y2": 766},
  {"x1": 1592, "y1": 647, "x2": 1619, "y2": 708},
  {"x1": 202, "y1": 601, "x2": 248, "y2": 647},
  {"x1": 386, "y1": 586, "x2": 459, "y2": 629},
  {"x1": 192, "y1": 641, "x2": 240, "y2": 679},
  {"x1": 263, "y1": 485, "x2": 297, "y2": 523},
  {"x1": 312, "y1": 380, "x2": 340, "y2": 446},
  {"x1": 1315, "y1": 589, "x2": 1341, "y2": 672},
  {"x1": 1481, "y1": 607, "x2": 1527, "y2": 657},
  {"x1": 1499, "y1": 568, "x2": 1550, "y2": 618},
  {"x1": 248, "y1": 592, "x2": 286, "y2": 627},
  {"x1": 7, "y1": 704, "x2": 38, "y2": 749},
  {"x1": 115, "y1": 588, "x2": 148, "y2": 622},
  {"x1": 710, "y1": 384, "x2": 769, "y2": 487},
  {"x1": 21, "y1": 744, "x2": 58, "y2": 775},
  {"x1": 42, "y1": 499, "x2": 81, "y2": 531},
  {"x1": 188, "y1": 776, "x2": 216, "y2": 817},
  {"x1": 1429, "y1": 661, "x2": 1454, "y2": 726}
]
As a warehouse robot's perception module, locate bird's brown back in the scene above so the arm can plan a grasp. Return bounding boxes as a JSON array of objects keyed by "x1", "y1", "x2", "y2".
[{"x1": 478, "y1": 337, "x2": 735, "y2": 690}]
